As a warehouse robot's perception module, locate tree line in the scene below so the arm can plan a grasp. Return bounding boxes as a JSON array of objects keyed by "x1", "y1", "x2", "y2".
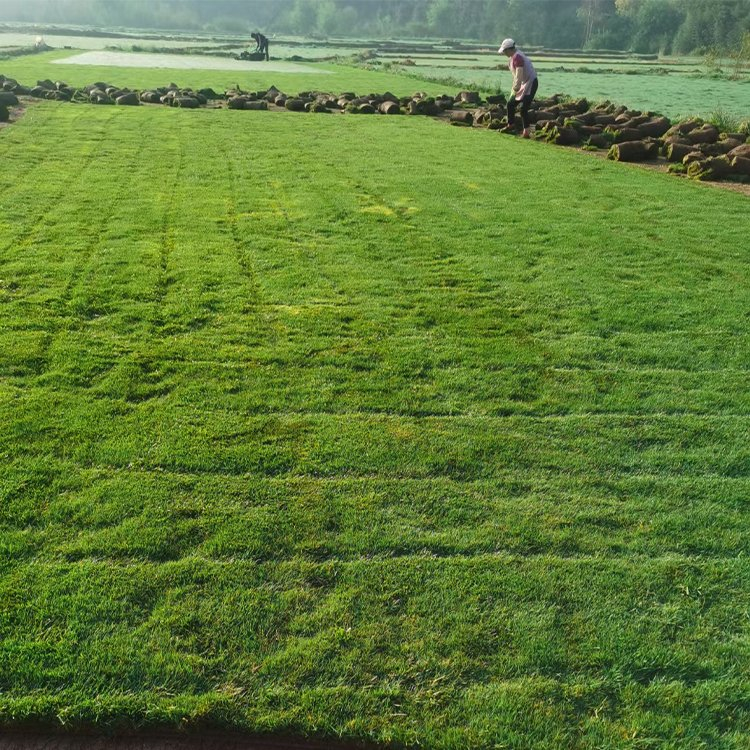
[{"x1": 2, "y1": 0, "x2": 749, "y2": 54}]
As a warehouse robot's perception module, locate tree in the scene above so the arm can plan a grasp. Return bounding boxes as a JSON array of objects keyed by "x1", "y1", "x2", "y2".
[
  {"x1": 0, "y1": 0, "x2": 747, "y2": 52},
  {"x1": 281, "y1": 0, "x2": 318, "y2": 35},
  {"x1": 630, "y1": 0, "x2": 684, "y2": 53}
]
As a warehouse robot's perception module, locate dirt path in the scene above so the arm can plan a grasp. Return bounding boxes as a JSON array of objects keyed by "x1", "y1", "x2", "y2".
[
  {"x1": 580, "y1": 144, "x2": 750, "y2": 197},
  {"x1": 0, "y1": 731, "x2": 379, "y2": 750},
  {"x1": 52, "y1": 51, "x2": 327, "y2": 74}
]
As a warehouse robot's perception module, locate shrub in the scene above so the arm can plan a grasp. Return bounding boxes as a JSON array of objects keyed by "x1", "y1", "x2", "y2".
[{"x1": 707, "y1": 108, "x2": 742, "y2": 134}]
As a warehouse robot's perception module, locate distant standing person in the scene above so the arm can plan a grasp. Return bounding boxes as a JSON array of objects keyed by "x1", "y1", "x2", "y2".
[
  {"x1": 498, "y1": 38, "x2": 538, "y2": 138},
  {"x1": 251, "y1": 32, "x2": 269, "y2": 61}
]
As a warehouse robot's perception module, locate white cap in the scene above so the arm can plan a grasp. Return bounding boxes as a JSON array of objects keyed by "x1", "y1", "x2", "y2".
[{"x1": 498, "y1": 38, "x2": 515, "y2": 53}]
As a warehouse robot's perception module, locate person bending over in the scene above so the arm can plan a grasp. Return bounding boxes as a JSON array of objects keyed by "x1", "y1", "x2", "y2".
[
  {"x1": 498, "y1": 38, "x2": 538, "y2": 138},
  {"x1": 251, "y1": 32, "x2": 269, "y2": 61}
]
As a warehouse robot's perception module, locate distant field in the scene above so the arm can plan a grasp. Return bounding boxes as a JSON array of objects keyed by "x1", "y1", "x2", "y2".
[
  {"x1": 1, "y1": 91, "x2": 749, "y2": 749},
  {"x1": 3, "y1": 31, "x2": 748, "y2": 119},
  {"x1": 378, "y1": 52, "x2": 705, "y2": 70},
  {"x1": 396, "y1": 65, "x2": 750, "y2": 119},
  {"x1": 54, "y1": 51, "x2": 326, "y2": 74},
  {"x1": 0, "y1": 32, "x2": 367, "y2": 60},
  {"x1": 0, "y1": 31, "x2": 222, "y2": 49},
  {"x1": 1, "y1": 50, "x2": 448, "y2": 97}
]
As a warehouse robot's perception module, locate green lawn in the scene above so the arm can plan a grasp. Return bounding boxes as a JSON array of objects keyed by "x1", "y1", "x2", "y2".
[{"x1": 1, "y1": 99, "x2": 749, "y2": 749}]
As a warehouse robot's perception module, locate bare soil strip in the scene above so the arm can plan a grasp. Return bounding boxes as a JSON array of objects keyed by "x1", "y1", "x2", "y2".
[
  {"x1": 52, "y1": 51, "x2": 327, "y2": 74},
  {"x1": 0, "y1": 732, "x2": 379, "y2": 750},
  {"x1": 584, "y1": 145, "x2": 750, "y2": 196}
]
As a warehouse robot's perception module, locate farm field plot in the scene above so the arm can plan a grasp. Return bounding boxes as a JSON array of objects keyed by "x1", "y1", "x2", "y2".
[
  {"x1": 528, "y1": 68, "x2": 749, "y2": 120},
  {"x1": 0, "y1": 32, "x2": 226, "y2": 50},
  {"x1": 377, "y1": 52, "x2": 703, "y2": 71},
  {"x1": 54, "y1": 51, "x2": 325, "y2": 74},
  {"x1": 0, "y1": 30, "x2": 370, "y2": 59},
  {"x1": 1, "y1": 50, "x2": 449, "y2": 99},
  {"x1": 1, "y1": 100, "x2": 750, "y2": 750},
  {"x1": 403, "y1": 64, "x2": 750, "y2": 119},
  {"x1": 6, "y1": 38, "x2": 748, "y2": 122}
]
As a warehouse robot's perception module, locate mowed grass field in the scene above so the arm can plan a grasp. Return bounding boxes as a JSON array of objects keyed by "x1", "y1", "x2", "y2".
[
  {"x1": 1, "y1": 84, "x2": 750, "y2": 749},
  {"x1": 402, "y1": 64, "x2": 750, "y2": 120}
]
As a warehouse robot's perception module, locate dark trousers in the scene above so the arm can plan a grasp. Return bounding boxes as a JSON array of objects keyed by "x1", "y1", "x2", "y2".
[
  {"x1": 507, "y1": 77, "x2": 538, "y2": 129},
  {"x1": 261, "y1": 42, "x2": 269, "y2": 61}
]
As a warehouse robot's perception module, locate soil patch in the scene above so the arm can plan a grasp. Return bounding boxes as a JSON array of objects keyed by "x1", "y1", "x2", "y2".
[
  {"x1": 52, "y1": 51, "x2": 328, "y2": 74},
  {"x1": 0, "y1": 732, "x2": 379, "y2": 750},
  {"x1": 0, "y1": 100, "x2": 29, "y2": 130},
  {"x1": 584, "y1": 147, "x2": 750, "y2": 197}
]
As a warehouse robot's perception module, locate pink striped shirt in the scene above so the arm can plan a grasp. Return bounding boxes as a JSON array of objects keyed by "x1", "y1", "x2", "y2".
[{"x1": 509, "y1": 50, "x2": 537, "y2": 100}]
